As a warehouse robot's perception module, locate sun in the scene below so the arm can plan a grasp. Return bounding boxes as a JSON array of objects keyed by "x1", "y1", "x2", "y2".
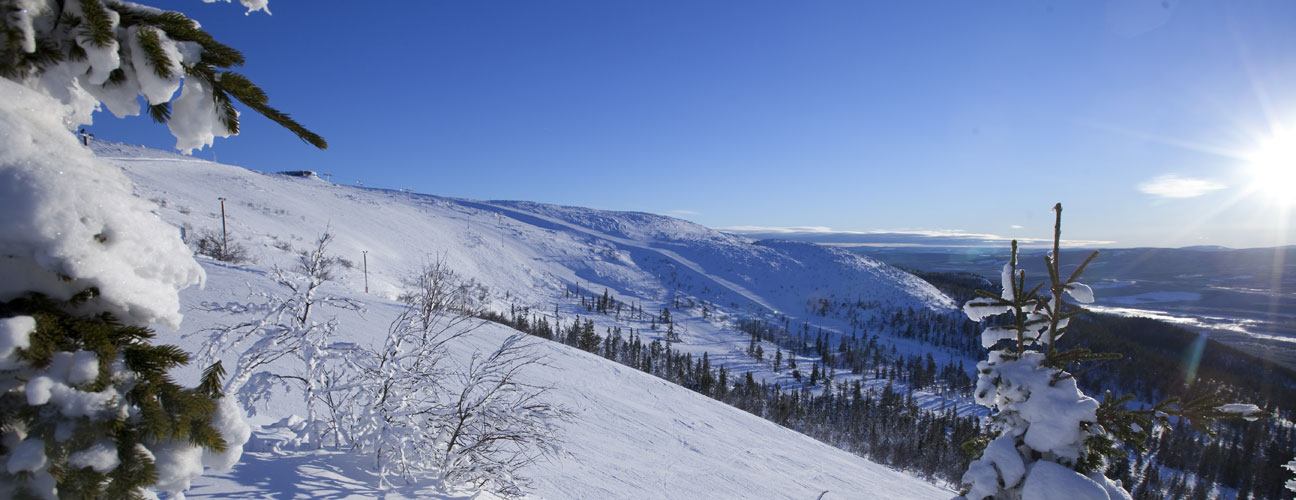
[{"x1": 1245, "y1": 128, "x2": 1296, "y2": 208}]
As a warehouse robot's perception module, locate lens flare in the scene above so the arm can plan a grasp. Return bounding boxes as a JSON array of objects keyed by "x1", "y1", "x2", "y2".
[{"x1": 1182, "y1": 332, "x2": 1208, "y2": 386}]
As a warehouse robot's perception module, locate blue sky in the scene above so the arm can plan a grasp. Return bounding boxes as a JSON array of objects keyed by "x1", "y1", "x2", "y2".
[{"x1": 91, "y1": 1, "x2": 1295, "y2": 248}]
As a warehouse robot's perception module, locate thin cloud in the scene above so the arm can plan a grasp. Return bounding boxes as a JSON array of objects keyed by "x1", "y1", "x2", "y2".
[
  {"x1": 1138, "y1": 175, "x2": 1225, "y2": 199},
  {"x1": 667, "y1": 209, "x2": 699, "y2": 216},
  {"x1": 717, "y1": 226, "x2": 1114, "y2": 248},
  {"x1": 720, "y1": 225, "x2": 834, "y2": 234},
  {"x1": 1010, "y1": 224, "x2": 1024, "y2": 230}
]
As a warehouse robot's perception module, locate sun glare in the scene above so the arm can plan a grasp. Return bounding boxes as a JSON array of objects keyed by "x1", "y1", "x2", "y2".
[{"x1": 1246, "y1": 128, "x2": 1296, "y2": 208}]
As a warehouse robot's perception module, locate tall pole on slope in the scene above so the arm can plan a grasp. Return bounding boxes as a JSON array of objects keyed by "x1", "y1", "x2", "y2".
[
  {"x1": 218, "y1": 197, "x2": 228, "y2": 256},
  {"x1": 362, "y1": 250, "x2": 369, "y2": 294}
]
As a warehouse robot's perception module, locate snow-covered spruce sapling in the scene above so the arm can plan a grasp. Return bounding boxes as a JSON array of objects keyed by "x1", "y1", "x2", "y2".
[
  {"x1": 1, "y1": 0, "x2": 326, "y2": 153},
  {"x1": 196, "y1": 232, "x2": 361, "y2": 449},
  {"x1": 957, "y1": 204, "x2": 1265, "y2": 500}
]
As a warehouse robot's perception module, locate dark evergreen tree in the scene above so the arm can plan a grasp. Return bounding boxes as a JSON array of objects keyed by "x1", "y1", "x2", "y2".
[
  {"x1": 0, "y1": 292, "x2": 234, "y2": 498},
  {"x1": 576, "y1": 319, "x2": 601, "y2": 353}
]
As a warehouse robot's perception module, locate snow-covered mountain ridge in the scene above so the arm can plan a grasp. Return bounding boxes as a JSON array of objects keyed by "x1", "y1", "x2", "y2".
[
  {"x1": 102, "y1": 139, "x2": 952, "y2": 319},
  {"x1": 94, "y1": 140, "x2": 959, "y2": 499}
]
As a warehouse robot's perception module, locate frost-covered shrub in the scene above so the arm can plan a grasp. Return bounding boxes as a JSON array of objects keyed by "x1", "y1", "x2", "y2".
[
  {"x1": 428, "y1": 335, "x2": 569, "y2": 498},
  {"x1": 397, "y1": 256, "x2": 491, "y2": 317},
  {"x1": 197, "y1": 232, "x2": 361, "y2": 449},
  {"x1": 270, "y1": 239, "x2": 295, "y2": 253},
  {"x1": 192, "y1": 229, "x2": 251, "y2": 264},
  {"x1": 319, "y1": 263, "x2": 567, "y2": 496},
  {"x1": 957, "y1": 205, "x2": 1263, "y2": 500}
]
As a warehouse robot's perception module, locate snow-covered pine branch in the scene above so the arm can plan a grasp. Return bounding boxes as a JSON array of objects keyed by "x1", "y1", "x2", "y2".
[
  {"x1": 0, "y1": 0, "x2": 324, "y2": 152},
  {"x1": 1285, "y1": 460, "x2": 1296, "y2": 495}
]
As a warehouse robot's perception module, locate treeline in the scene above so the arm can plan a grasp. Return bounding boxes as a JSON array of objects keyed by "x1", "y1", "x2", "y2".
[
  {"x1": 1119, "y1": 417, "x2": 1296, "y2": 500},
  {"x1": 477, "y1": 305, "x2": 980, "y2": 483},
  {"x1": 805, "y1": 298, "x2": 982, "y2": 354},
  {"x1": 1068, "y1": 316, "x2": 1296, "y2": 500},
  {"x1": 735, "y1": 318, "x2": 974, "y2": 395}
]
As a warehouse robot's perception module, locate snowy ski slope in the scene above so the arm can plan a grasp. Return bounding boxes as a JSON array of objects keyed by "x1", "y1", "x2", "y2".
[{"x1": 96, "y1": 141, "x2": 957, "y2": 499}]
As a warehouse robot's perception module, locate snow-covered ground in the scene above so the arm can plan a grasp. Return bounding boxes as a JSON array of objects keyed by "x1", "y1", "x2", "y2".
[
  {"x1": 178, "y1": 267, "x2": 950, "y2": 500},
  {"x1": 96, "y1": 141, "x2": 959, "y2": 499}
]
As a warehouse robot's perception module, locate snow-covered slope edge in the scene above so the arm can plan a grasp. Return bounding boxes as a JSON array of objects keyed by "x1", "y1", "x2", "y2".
[{"x1": 485, "y1": 199, "x2": 955, "y2": 315}]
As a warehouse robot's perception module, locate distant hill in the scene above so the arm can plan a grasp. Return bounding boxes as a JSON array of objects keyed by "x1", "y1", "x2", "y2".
[{"x1": 856, "y1": 245, "x2": 1296, "y2": 367}]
